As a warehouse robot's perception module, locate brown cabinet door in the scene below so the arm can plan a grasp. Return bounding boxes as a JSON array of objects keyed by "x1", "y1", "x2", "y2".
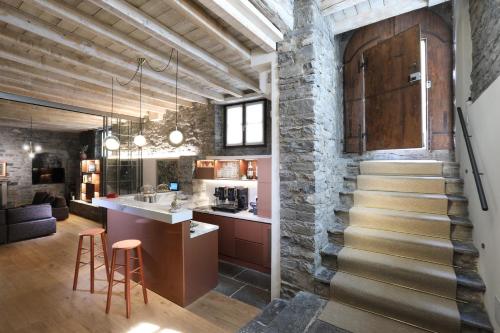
[
  {"x1": 364, "y1": 25, "x2": 422, "y2": 150},
  {"x1": 235, "y1": 239, "x2": 264, "y2": 266},
  {"x1": 263, "y1": 224, "x2": 271, "y2": 269},
  {"x1": 235, "y1": 220, "x2": 263, "y2": 243},
  {"x1": 218, "y1": 218, "x2": 235, "y2": 257}
]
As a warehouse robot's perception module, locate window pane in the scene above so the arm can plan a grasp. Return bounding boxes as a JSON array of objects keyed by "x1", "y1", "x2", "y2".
[
  {"x1": 245, "y1": 102, "x2": 264, "y2": 145},
  {"x1": 226, "y1": 105, "x2": 243, "y2": 146}
]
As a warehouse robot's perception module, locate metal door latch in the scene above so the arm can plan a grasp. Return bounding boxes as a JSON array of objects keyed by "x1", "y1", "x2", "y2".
[{"x1": 409, "y1": 72, "x2": 421, "y2": 83}]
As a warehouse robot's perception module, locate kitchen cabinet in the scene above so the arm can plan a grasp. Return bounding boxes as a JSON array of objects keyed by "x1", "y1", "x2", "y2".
[
  {"x1": 192, "y1": 211, "x2": 270, "y2": 273},
  {"x1": 257, "y1": 158, "x2": 272, "y2": 218}
]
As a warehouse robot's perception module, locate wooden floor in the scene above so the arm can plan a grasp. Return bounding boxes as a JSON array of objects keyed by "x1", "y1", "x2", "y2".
[{"x1": 0, "y1": 214, "x2": 260, "y2": 333}]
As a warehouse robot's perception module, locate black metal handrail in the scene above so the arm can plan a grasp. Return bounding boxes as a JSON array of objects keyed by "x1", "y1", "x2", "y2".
[{"x1": 457, "y1": 107, "x2": 488, "y2": 211}]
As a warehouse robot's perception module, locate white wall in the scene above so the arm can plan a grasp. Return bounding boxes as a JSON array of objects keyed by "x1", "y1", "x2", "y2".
[{"x1": 455, "y1": 0, "x2": 500, "y2": 329}]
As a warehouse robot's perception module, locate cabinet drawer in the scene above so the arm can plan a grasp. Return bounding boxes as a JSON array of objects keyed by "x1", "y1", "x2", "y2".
[
  {"x1": 235, "y1": 239, "x2": 264, "y2": 266},
  {"x1": 235, "y1": 220, "x2": 263, "y2": 243}
]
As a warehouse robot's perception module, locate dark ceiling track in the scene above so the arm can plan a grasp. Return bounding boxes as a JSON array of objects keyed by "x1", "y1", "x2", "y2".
[
  {"x1": 457, "y1": 107, "x2": 488, "y2": 211},
  {"x1": 0, "y1": 91, "x2": 139, "y2": 122}
]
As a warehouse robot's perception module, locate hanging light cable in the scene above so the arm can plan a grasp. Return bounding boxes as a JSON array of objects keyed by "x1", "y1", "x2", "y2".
[
  {"x1": 169, "y1": 50, "x2": 184, "y2": 146},
  {"x1": 25, "y1": 117, "x2": 40, "y2": 158},
  {"x1": 104, "y1": 77, "x2": 120, "y2": 151},
  {"x1": 133, "y1": 58, "x2": 147, "y2": 147}
]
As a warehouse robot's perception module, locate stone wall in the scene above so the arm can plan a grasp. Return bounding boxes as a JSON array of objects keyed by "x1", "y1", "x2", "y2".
[
  {"x1": 141, "y1": 102, "x2": 215, "y2": 157},
  {"x1": 278, "y1": 0, "x2": 346, "y2": 297},
  {"x1": 0, "y1": 126, "x2": 80, "y2": 207},
  {"x1": 214, "y1": 101, "x2": 272, "y2": 156},
  {"x1": 469, "y1": 0, "x2": 500, "y2": 101}
]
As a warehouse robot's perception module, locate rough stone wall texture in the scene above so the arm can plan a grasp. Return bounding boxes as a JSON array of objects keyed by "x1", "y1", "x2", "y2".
[
  {"x1": 278, "y1": 0, "x2": 346, "y2": 297},
  {"x1": 0, "y1": 126, "x2": 80, "y2": 207},
  {"x1": 141, "y1": 103, "x2": 215, "y2": 157},
  {"x1": 469, "y1": 0, "x2": 500, "y2": 101},
  {"x1": 214, "y1": 101, "x2": 272, "y2": 156}
]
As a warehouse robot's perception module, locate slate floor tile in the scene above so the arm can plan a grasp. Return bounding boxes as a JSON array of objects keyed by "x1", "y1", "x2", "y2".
[
  {"x1": 234, "y1": 268, "x2": 271, "y2": 291},
  {"x1": 219, "y1": 260, "x2": 245, "y2": 278},
  {"x1": 232, "y1": 285, "x2": 270, "y2": 310},
  {"x1": 214, "y1": 274, "x2": 245, "y2": 297}
]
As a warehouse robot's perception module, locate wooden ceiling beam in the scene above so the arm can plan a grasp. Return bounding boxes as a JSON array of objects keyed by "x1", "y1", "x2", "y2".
[
  {"x1": 321, "y1": 0, "x2": 366, "y2": 16},
  {"x1": 28, "y1": 0, "x2": 243, "y2": 98},
  {"x1": 0, "y1": 58, "x2": 177, "y2": 112},
  {"x1": 0, "y1": 2, "x2": 218, "y2": 102},
  {"x1": 163, "y1": 0, "x2": 251, "y2": 61},
  {"x1": 0, "y1": 31, "x2": 193, "y2": 108},
  {"x1": 0, "y1": 73, "x2": 164, "y2": 116},
  {"x1": 0, "y1": 91, "x2": 139, "y2": 122},
  {"x1": 197, "y1": 0, "x2": 283, "y2": 53},
  {"x1": 87, "y1": 0, "x2": 260, "y2": 92},
  {"x1": 330, "y1": 0, "x2": 430, "y2": 34}
]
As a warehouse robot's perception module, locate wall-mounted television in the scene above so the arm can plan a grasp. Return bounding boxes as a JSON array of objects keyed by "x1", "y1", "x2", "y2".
[{"x1": 32, "y1": 168, "x2": 65, "y2": 184}]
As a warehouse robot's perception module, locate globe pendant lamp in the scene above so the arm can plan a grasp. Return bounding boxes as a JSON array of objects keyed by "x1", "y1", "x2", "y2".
[
  {"x1": 169, "y1": 50, "x2": 184, "y2": 146},
  {"x1": 133, "y1": 58, "x2": 147, "y2": 148},
  {"x1": 24, "y1": 117, "x2": 41, "y2": 158},
  {"x1": 104, "y1": 77, "x2": 120, "y2": 151}
]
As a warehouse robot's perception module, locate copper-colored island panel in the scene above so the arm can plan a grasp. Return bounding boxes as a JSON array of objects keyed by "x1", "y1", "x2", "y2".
[{"x1": 107, "y1": 210, "x2": 218, "y2": 307}]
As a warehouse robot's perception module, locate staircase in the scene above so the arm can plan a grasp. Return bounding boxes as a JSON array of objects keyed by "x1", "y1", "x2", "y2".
[{"x1": 315, "y1": 160, "x2": 493, "y2": 333}]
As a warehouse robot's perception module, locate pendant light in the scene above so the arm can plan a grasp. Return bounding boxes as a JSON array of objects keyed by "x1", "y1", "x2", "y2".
[
  {"x1": 104, "y1": 77, "x2": 120, "y2": 151},
  {"x1": 133, "y1": 58, "x2": 147, "y2": 148},
  {"x1": 23, "y1": 117, "x2": 41, "y2": 158},
  {"x1": 169, "y1": 50, "x2": 184, "y2": 146}
]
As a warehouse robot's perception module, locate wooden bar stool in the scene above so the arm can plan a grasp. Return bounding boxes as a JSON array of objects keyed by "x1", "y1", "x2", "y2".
[
  {"x1": 73, "y1": 228, "x2": 110, "y2": 293},
  {"x1": 106, "y1": 239, "x2": 148, "y2": 318}
]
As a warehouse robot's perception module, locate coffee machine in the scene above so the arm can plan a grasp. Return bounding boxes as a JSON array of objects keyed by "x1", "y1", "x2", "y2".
[{"x1": 212, "y1": 186, "x2": 248, "y2": 213}]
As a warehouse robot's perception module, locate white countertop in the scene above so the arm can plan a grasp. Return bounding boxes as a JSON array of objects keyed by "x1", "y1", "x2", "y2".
[
  {"x1": 193, "y1": 206, "x2": 272, "y2": 224},
  {"x1": 190, "y1": 221, "x2": 219, "y2": 238},
  {"x1": 93, "y1": 195, "x2": 192, "y2": 224}
]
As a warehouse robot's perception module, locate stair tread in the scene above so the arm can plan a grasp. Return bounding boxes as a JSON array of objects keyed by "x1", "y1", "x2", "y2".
[
  {"x1": 263, "y1": 292, "x2": 326, "y2": 333},
  {"x1": 453, "y1": 240, "x2": 479, "y2": 256},
  {"x1": 331, "y1": 272, "x2": 461, "y2": 333},
  {"x1": 360, "y1": 160, "x2": 444, "y2": 176},
  {"x1": 458, "y1": 302, "x2": 494, "y2": 331},
  {"x1": 314, "y1": 266, "x2": 336, "y2": 284},
  {"x1": 337, "y1": 247, "x2": 457, "y2": 298},
  {"x1": 456, "y1": 269, "x2": 486, "y2": 291},
  {"x1": 355, "y1": 189, "x2": 448, "y2": 199}
]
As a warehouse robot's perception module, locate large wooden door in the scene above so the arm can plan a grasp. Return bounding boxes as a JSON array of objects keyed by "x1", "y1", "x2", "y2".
[{"x1": 363, "y1": 25, "x2": 422, "y2": 150}]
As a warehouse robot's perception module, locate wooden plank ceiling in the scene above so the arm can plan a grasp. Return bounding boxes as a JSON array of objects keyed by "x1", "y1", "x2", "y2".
[
  {"x1": 0, "y1": 0, "x2": 276, "y2": 131},
  {"x1": 321, "y1": 0, "x2": 450, "y2": 34}
]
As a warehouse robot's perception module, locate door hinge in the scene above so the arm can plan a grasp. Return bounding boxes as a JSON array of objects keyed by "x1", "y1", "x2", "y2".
[{"x1": 426, "y1": 80, "x2": 432, "y2": 89}]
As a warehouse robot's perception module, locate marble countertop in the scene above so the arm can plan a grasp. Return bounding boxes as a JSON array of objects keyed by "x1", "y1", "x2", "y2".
[
  {"x1": 190, "y1": 221, "x2": 219, "y2": 238},
  {"x1": 92, "y1": 195, "x2": 192, "y2": 224},
  {"x1": 193, "y1": 206, "x2": 272, "y2": 224}
]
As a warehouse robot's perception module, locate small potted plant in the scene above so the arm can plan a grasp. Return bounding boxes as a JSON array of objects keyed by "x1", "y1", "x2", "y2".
[{"x1": 80, "y1": 145, "x2": 88, "y2": 160}]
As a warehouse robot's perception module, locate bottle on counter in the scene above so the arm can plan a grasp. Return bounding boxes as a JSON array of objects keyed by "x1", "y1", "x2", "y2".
[{"x1": 247, "y1": 162, "x2": 254, "y2": 179}]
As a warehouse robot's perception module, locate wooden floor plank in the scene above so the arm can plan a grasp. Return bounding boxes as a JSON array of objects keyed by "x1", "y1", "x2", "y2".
[{"x1": 0, "y1": 214, "x2": 259, "y2": 333}]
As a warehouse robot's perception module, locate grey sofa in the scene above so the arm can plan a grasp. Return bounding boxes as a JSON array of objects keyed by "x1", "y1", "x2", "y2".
[
  {"x1": 6, "y1": 204, "x2": 56, "y2": 242},
  {"x1": 32, "y1": 191, "x2": 69, "y2": 221}
]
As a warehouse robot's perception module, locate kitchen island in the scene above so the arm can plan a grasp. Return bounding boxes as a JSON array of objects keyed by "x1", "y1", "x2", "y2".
[{"x1": 93, "y1": 195, "x2": 218, "y2": 307}]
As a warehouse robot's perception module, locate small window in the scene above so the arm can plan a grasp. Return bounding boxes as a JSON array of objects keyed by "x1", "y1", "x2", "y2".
[{"x1": 224, "y1": 100, "x2": 266, "y2": 147}]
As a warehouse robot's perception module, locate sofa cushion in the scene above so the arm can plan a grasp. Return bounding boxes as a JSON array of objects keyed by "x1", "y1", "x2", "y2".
[
  {"x1": 44, "y1": 195, "x2": 56, "y2": 206},
  {"x1": 7, "y1": 217, "x2": 56, "y2": 242},
  {"x1": 7, "y1": 204, "x2": 53, "y2": 225},
  {"x1": 32, "y1": 191, "x2": 49, "y2": 205},
  {"x1": 53, "y1": 196, "x2": 67, "y2": 208}
]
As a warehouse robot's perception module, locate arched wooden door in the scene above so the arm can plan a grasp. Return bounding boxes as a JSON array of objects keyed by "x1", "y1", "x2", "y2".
[{"x1": 343, "y1": 8, "x2": 453, "y2": 153}]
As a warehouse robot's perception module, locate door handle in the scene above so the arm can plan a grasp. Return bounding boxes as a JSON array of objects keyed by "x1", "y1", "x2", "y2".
[{"x1": 409, "y1": 72, "x2": 421, "y2": 83}]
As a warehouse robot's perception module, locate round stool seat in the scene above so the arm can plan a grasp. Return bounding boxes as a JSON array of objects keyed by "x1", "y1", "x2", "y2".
[
  {"x1": 78, "y1": 228, "x2": 105, "y2": 237},
  {"x1": 112, "y1": 239, "x2": 141, "y2": 250}
]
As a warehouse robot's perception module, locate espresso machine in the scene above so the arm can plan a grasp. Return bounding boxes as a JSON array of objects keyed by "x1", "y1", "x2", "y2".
[{"x1": 212, "y1": 186, "x2": 248, "y2": 213}]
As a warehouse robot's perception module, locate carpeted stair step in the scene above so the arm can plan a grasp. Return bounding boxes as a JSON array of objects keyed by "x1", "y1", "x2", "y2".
[
  {"x1": 239, "y1": 298, "x2": 290, "y2": 333},
  {"x1": 360, "y1": 160, "x2": 444, "y2": 176},
  {"x1": 337, "y1": 247, "x2": 457, "y2": 298},
  {"x1": 333, "y1": 208, "x2": 473, "y2": 241},
  {"x1": 349, "y1": 206, "x2": 451, "y2": 238},
  {"x1": 357, "y1": 175, "x2": 446, "y2": 194},
  {"x1": 347, "y1": 175, "x2": 464, "y2": 194},
  {"x1": 328, "y1": 272, "x2": 461, "y2": 333},
  {"x1": 354, "y1": 190, "x2": 448, "y2": 215},
  {"x1": 262, "y1": 291, "x2": 326, "y2": 333},
  {"x1": 344, "y1": 226, "x2": 453, "y2": 265}
]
